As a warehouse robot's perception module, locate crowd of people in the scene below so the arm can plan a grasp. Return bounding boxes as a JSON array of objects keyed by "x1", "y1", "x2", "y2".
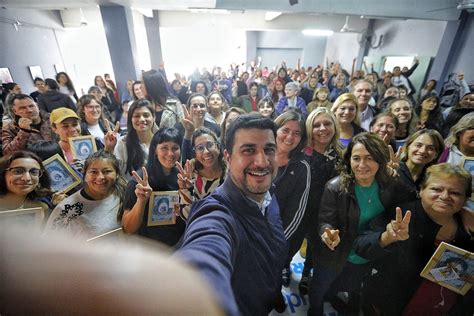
[{"x1": 0, "y1": 58, "x2": 473, "y2": 315}]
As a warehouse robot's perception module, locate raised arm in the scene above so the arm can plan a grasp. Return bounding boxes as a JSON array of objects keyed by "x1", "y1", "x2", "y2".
[{"x1": 176, "y1": 204, "x2": 240, "y2": 315}]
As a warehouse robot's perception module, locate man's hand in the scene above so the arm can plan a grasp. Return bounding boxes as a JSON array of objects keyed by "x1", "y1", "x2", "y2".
[{"x1": 18, "y1": 118, "x2": 33, "y2": 130}]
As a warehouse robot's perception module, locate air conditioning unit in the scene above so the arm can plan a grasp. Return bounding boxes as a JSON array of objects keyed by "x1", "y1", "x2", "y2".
[{"x1": 60, "y1": 8, "x2": 88, "y2": 28}]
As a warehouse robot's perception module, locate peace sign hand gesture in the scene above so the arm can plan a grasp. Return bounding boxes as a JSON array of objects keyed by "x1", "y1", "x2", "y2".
[
  {"x1": 380, "y1": 207, "x2": 412, "y2": 247},
  {"x1": 132, "y1": 167, "x2": 153, "y2": 203},
  {"x1": 176, "y1": 159, "x2": 194, "y2": 189},
  {"x1": 104, "y1": 121, "x2": 120, "y2": 153},
  {"x1": 181, "y1": 104, "x2": 195, "y2": 135},
  {"x1": 387, "y1": 145, "x2": 402, "y2": 177},
  {"x1": 321, "y1": 227, "x2": 340, "y2": 251}
]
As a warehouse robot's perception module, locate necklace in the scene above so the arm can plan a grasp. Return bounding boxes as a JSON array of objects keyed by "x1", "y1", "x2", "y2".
[{"x1": 356, "y1": 182, "x2": 377, "y2": 204}]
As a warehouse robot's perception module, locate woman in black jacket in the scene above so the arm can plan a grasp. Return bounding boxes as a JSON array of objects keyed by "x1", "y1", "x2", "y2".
[
  {"x1": 308, "y1": 132, "x2": 415, "y2": 316},
  {"x1": 359, "y1": 163, "x2": 473, "y2": 315},
  {"x1": 272, "y1": 111, "x2": 311, "y2": 288}
]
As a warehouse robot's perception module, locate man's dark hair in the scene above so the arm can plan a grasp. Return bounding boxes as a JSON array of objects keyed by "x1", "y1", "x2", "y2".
[
  {"x1": 33, "y1": 77, "x2": 44, "y2": 84},
  {"x1": 44, "y1": 78, "x2": 59, "y2": 91},
  {"x1": 225, "y1": 113, "x2": 277, "y2": 154},
  {"x1": 11, "y1": 93, "x2": 34, "y2": 104}
]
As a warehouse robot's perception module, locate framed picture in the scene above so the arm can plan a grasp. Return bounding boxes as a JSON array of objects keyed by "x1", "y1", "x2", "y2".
[
  {"x1": 0, "y1": 67, "x2": 14, "y2": 84},
  {"x1": 420, "y1": 242, "x2": 473, "y2": 295},
  {"x1": 54, "y1": 64, "x2": 65, "y2": 74},
  {"x1": 43, "y1": 154, "x2": 81, "y2": 193},
  {"x1": 462, "y1": 158, "x2": 474, "y2": 174},
  {"x1": 0, "y1": 207, "x2": 45, "y2": 229},
  {"x1": 69, "y1": 135, "x2": 97, "y2": 161},
  {"x1": 148, "y1": 191, "x2": 179, "y2": 226},
  {"x1": 28, "y1": 65, "x2": 44, "y2": 80}
]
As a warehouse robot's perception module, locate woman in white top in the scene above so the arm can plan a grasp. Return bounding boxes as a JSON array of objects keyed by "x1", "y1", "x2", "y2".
[
  {"x1": 114, "y1": 99, "x2": 158, "y2": 180},
  {"x1": 44, "y1": 151, "x2": 126, "y2": 240},
  {"x1": 77, "y1": 94, "x2": 113, "y2": 145},
  {"x1": 56, "y1": 72, "x2": 78, "y2": 103}
]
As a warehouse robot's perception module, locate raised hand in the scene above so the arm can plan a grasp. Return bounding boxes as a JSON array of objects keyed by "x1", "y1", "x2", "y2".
[
  {"x1": 321, "y1": 227, "x2": 340, "y2": 251},
  {"x1": 381, "y1": 207, "x2": 411, "y2": 247},
  {"x1": 104, "y1": 121, "x2": 120, "y2": 153},
  {"x1": 387, "y1": 145, "x2": 402, "y2": 173},
  {"x1": 18, "y1": 117, "x2": 33, "y2": 130},
  {"x1": 181, "y1": 105, "x2": 195, "y2": 134},
  {"x1": 176, "y1": 159, "x2": 194, "y2": 189},
  {"x1": 132, "y1": 167, "x2": 152, "y2": 202}
]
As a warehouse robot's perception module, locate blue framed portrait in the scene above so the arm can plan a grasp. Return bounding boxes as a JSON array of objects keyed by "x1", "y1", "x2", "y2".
[
  {"x1": 147, "y1": 191, "x2": 178, "y2": 226},
  {"x1": 69, "y1": 135, "x2": 97, "y2": 161},
  {"x1": 43, "y1": 154, "x2": 81, "y2": 193}
]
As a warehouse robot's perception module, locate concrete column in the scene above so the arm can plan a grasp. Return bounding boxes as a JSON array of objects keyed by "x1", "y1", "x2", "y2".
[
  {"x1": 428, "y1": 10, "x2": 469, "y2": 90},
  {"x1": 100, "y1": 5, "x2": 141, "y2": 96},
  {"x1": 145, "y1": 10, "x2": 164, "y2": 70}
]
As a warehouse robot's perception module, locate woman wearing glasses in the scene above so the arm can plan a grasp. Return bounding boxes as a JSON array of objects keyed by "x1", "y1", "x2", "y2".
[
  {"x1": 77, "y1": 94, "x2": 115, "y2": 148},
  {"x1": 176, "y1": 127, "x2": 225, "y2": 219},
  {"x1": 0, "y1": 151, "x2": 51, "y2": 213}
]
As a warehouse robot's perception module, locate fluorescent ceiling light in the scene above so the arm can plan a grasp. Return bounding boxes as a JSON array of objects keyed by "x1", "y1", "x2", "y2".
[
  {"x1": 302, "y1": 29, "x2": 334, "y2": 36},
  {"x1": 265, "y1": 11, "x2": 282, "y2": 21}
]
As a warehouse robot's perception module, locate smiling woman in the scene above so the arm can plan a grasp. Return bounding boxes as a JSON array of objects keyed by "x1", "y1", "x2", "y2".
[
  {"x1": 272, "y1": 111, "x2": 311, "y2": 291},
  {"x1": 121, "y1": 128, "x2": 186, "y2": 246},
  {"x1": 44, "y1": 151, "x2": 126, "y2": 240},
  {"x1": 0, "y1": 151, "x2": 51, "y2": 213},
  {"x1": 308, "y1": 132, "x2": 416, "y2": 315},
  {"x1": 361, "y1": 163, "x2": 473, "y2": 315}
]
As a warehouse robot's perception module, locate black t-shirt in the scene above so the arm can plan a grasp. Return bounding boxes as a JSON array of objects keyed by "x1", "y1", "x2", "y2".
[{"x1": 123, "y1": 168, "x2": 185, "y2": 247}]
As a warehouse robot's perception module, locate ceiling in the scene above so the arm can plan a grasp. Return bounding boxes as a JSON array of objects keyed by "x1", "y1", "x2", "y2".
[{"x1": 0, "y1": 0, "x2": 466, "y2": 21}]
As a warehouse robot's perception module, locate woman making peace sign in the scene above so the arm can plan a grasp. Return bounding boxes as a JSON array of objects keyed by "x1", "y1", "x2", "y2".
[
  {"x1": 121, "y1": 128, "x2": 185, "y2": 246},
  {"x1": 308, "y1": 133, "x2": 416, "y2": 316}
]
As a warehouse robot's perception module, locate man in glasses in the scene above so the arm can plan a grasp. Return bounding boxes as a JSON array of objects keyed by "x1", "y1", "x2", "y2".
[
  {"x1": 177, "y1": 113, "x2": 287, "y2": 315},
  {"x1": 2, "y1": 94, "x2": 54, "y2": 156}
]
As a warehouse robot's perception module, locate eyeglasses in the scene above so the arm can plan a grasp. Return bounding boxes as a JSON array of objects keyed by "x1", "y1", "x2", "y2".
[
  {"x1": 191, "y1": 103, "x2": 206, "y2": 109},
  {"x1": 6, "y1": 167, "x2": 43, "y2": 177},
  {"x1": 194, "y1": 141, "x2": 218, "y2": 153}
]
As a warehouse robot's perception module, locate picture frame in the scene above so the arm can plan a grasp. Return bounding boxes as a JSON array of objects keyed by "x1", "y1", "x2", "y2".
[
  {"x1": 87, "y1": 227, "x2": 124, "y2": 243},
  {"x1": 462, "y1": 158, "x2": 474, "y2": 174},
  {"x1": 0, "y1": 67, "x2": 14, "y2": 84},
  {"x1": 0, "y1": 207, "x2": 45, "y2": 229},
  {"x1": 43, "y1": 154, "x2": 82, "y2": 194},
  {"x1": 69, "y1": 135, "x2": 97, "y2": 161},
  {"x1": 147, "y1": 191, "x2": 179, "y2": 226},
  {"x1": 420, "y1": 242, "x2": 473, "y2": 295},
  {"x1": 28, "y1": 65, "x2": 44, "y2": 81}
]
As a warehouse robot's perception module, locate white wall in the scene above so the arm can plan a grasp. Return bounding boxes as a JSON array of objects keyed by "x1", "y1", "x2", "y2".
[
  {"x1": 159, "y1": 27, "x2": 247, "y2": 77},
  {"x1": 132, "y1": 9, "x2": 151, "y2": 72},
  {"x1": 368, "y1": 19, "x2": 447, "y2": 57},
  {"x1": 256, "y1": 31, "x2": 327, "y2": 69},
  {"x1": 324, "y1": 32, "x2": 360, "y2": 71},
  {"x1": 55, "y1": 7, "x2": 114, "y2": 95}
]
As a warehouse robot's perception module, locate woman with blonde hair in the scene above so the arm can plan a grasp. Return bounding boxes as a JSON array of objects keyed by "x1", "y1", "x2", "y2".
[
  {"x1": 439, "y1": 112, "x2": 474, "y2": 211},
  {"x1": 307, "y1": 86, "x2": 332, "y2": 113},
  {"x1": 331, "y1": 93, "x2": 365, "y2": 147},
  {"x1": 299, "y1": 107, "x2": 343, "y2": 296}
]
